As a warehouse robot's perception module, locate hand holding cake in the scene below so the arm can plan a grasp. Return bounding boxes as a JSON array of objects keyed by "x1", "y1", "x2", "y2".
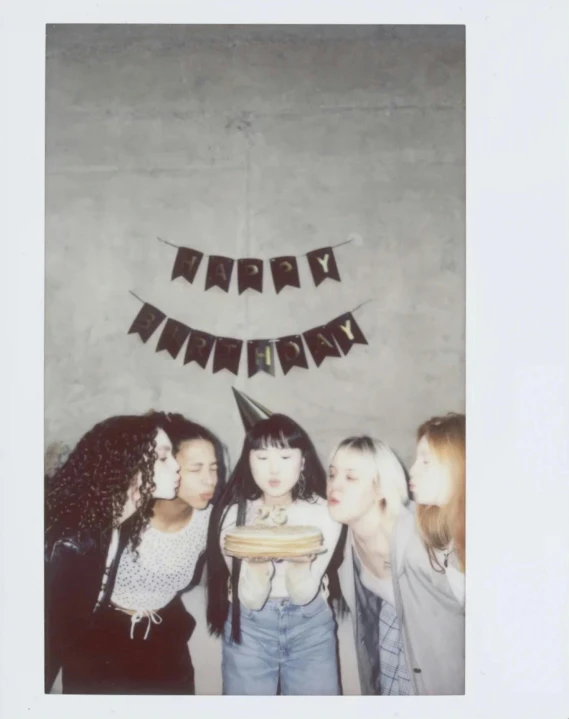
[
  {"x1": 223, "y1": 524, "x2": 325, "y2": 560},
  {"x1": 284, "y1": 554, "x2": 316, "y2": 564},
  {"x1": 210, "y1": 411, "x2": 343, "y2": 696}
]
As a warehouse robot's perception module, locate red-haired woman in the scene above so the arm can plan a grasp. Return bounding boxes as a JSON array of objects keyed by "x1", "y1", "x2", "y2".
[
  {"x1": 405, "y1": 412, "x2": 466, "y2": 692},
  {"x1": 410, "y1": 412, "x2": 465, "y2": 578}
]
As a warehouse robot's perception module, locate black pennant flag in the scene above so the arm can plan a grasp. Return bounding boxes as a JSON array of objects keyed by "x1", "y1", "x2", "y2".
[
  {"x1": 213, "y1": 337, "x2": 243, "y2": 375},
  {"x1": 155, "y1": 318, "x2": 191, "y2": 359},
  {"x1": 270, "y1": 256, "x2": 301, "y2": 294},
  {"x1": 247, "y1": 340, "x2": 276, "y2": 377},
  {"x1": 171, "y1": 247, "x2": 204, "y2": 284},
  {"x1": 275, "y1": 334, "x2": 310, "y2": 375},
  {"x1": 329, "y1": 312, "x2": 368, "y2": 355},
  {"x1": 303, "y1": 325, "x2": 342, "y2": 367},
  {"x1": 237, "y1": 258, "x2": 263, "y2": 294},
  {"x1": 205, "y1": 256, "x2": 235, "y2": 292},
  {"x1": 306, "y1": 246, "x2": 341, "y2": 287},
  {"x1": 128, "y1": 303, "x2": 166, "y2": 343},
  {"x1": 184, "y1": 329, "x2": 216, "y2": 369}
]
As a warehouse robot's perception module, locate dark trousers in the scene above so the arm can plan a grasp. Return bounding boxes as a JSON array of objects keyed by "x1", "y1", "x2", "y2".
[{"x1": 62, "y1": 597, "x2": 196, "y2": 695}]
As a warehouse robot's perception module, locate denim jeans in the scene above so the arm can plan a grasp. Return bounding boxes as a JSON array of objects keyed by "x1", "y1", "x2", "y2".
[{"x1": 222, "y1": 595, "x2": 341, "y2": 695}]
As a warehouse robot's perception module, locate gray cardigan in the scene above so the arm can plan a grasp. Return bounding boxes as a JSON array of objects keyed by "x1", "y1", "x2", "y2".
[{"x1": 338, "y1": 502, "x2": 465, "y2": 695}]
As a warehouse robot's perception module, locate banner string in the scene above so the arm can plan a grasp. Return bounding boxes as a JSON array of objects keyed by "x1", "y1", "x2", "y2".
[
  {"x1": 129, "y1": 291, "x2": 376, "y2": 343},
  {"x1": 349, "y1": 298, "x2": 377, "y2": 315},
  {"x1": 156, "y1": 236, "x2": 356, "y2": 259},
  {"x1": 157, "y1": 237, "x2": 178, "y2": 249},
  {"x1": 129, "y1": 290, "x2": 145, "y2": 304}
]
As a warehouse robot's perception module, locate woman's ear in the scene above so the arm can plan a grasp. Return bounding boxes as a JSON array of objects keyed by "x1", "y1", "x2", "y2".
[
  {"x1": 372, "y1": 475, "x2": 383, "y2": 501},
  {"x1": 374, "y1": 479, "x2": 387, "y2": 512}
]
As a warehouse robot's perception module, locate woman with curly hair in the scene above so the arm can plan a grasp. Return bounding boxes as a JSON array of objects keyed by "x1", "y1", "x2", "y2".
[
  {"x1": 45, "y1": 412, "x2": 180, "y2": 694},
  {"x1": 207, "y1": 414, "x2": 343, "y2": 696},
  {"x1": 102, "y1": 413, "x2": 227, "y2": 695}
]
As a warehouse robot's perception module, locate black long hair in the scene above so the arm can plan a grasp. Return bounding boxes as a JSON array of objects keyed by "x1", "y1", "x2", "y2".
[
  {"x1": 206, "y1": 413, "x2": 342, "y2": 642},
  {"x1": 45, "y1": 412, "x2": 177, "y2": 556},
  {"x1": 162, "y1": 412, "x2": 228, "y2": 589},
  {"x1": 162, "y1": 413, "x2": 227, "y2": 509}
]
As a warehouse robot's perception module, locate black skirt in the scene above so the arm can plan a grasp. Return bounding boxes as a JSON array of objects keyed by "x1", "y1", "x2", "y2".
[{"x1": 62, "y1": 596, "x2": 196, "y2": 695}]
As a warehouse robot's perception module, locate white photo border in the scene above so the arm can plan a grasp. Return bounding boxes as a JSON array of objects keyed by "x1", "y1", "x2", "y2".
[{"x1": 1, "y1": 1, "x2": 568, "y2": 718}]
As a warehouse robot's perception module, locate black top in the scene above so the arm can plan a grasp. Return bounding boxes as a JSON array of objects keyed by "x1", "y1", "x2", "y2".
[{"x1": 44, "y1": 521, "x2": 130, "y2": 692}]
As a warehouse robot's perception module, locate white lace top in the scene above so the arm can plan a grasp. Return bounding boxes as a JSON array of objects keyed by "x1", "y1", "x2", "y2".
[{"x1": 110, "y1": 506, "x2": 211, "y2": 611}]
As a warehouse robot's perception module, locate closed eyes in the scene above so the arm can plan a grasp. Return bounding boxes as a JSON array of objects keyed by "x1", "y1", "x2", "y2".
[{"x1": 256, "y1": 455, "x2": 292, "y2": 460}]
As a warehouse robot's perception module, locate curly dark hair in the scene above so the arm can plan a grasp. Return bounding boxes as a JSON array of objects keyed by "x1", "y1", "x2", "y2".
[
  {"x1": 206, "y1": 413, "x2": 342, "y2": 642},
  {"x1": 45, "y1": 413, "x2": 174, "y2": 554}
]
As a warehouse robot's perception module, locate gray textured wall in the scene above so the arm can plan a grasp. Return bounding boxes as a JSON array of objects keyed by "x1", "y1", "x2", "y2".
[
  {"x1": 46, "y1": 24, "x2": 464, "y2": 694},
  {"x1": 46, "y1": 24, "x2": 465, "y2": 469}
]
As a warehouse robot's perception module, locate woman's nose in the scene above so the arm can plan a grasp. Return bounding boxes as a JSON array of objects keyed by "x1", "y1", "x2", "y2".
[{"x1": 204, "y1": 470, "x2": 216, "y2": 487}]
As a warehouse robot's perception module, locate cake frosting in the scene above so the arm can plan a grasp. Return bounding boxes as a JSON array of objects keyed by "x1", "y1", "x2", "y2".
[{"x1": 224, "y1": 524, "x2": 324, "y2": 559}]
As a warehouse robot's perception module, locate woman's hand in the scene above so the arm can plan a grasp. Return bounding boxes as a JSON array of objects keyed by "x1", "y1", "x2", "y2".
[
  {"x1": 285, "y1": 554, "x2": 316, "y2": 564},
  {"x1": 284, "y1": 555, "x2": 317, "y2": 604},
  {"x1": 242, "y1": 557, "x2": 274, "y2": 569}
]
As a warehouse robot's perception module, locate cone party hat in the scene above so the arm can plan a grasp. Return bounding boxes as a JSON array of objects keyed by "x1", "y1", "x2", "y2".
[{"x1": 232, "y1": 387, "x2": 273, "y2": 430}]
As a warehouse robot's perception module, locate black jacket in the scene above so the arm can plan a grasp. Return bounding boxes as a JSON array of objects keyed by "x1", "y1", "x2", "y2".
[{"x1": 44, "y1": 522, "x2": 130, "y2": 692}]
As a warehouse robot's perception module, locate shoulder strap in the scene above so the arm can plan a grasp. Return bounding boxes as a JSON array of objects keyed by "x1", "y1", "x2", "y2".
[{"x1": 97, "y1": 524, "x2": 129, "y2": 608}]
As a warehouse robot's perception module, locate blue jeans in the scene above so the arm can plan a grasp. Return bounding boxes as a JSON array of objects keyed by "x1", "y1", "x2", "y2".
[{"x1": 222, "y1": 596, "x2": 340, "y2": 695}]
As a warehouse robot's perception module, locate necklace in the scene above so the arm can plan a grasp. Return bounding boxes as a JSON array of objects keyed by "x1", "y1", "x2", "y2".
[
  {"x1": 443, "y1": 547, "x2": 454, "y2": 568},
  {"x1": 353, "y1": 534, "x2": 392, "y2": 572}
]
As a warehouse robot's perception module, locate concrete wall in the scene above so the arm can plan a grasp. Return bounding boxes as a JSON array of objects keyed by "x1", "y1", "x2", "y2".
[{"x1": 45, "y1": 24, "x2": 465, "y2": 694}]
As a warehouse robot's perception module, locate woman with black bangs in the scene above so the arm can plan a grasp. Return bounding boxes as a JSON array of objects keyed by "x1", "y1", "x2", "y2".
[{"x1": 206, "y1": 413, "x2": 343, "y2": 696}]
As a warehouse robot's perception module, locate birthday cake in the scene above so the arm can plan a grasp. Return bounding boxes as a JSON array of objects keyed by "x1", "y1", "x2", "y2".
[{"x1": 223, "y1": 525, "x2": 325, "y2": 559}]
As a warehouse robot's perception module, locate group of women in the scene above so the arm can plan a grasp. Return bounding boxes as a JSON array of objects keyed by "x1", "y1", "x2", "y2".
[{"x1": 45, "y1": 407, "x2": 465, "y2": 696}]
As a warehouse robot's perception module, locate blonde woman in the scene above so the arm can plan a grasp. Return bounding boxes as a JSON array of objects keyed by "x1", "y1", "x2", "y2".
[
  {"x1": 327, "y1": 420, "x2": 465, "y2": 695},
  {"x1": 327, "y1": 436, "x2": 411, "y2": 695}
]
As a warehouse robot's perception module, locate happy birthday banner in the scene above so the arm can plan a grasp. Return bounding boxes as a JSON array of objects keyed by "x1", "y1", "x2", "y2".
[
  {"x1": 158, "y1": 237, "x2": 355, "y2": 294},
  {"x1": 128, "y1": 292, "x2": 370, "y2": 377}
]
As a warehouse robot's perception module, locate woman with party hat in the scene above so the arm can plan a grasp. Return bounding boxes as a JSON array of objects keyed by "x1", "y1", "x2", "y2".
[{"x1": 206, "y1": 398, "x2": 343, "y2": 696}]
